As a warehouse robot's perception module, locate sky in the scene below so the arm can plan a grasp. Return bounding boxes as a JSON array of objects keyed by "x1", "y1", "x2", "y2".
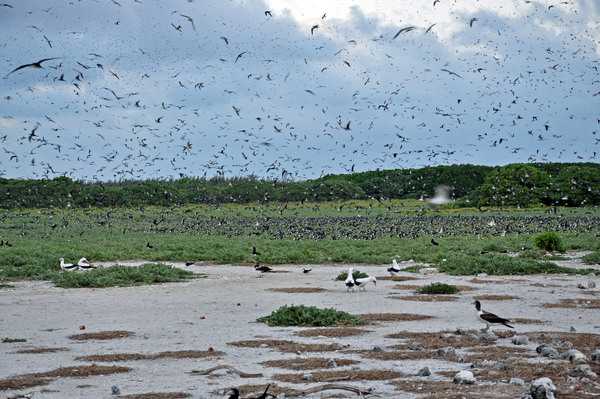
[{"x1": 0, "y1": 0, "x2": 599, "y2": 181}]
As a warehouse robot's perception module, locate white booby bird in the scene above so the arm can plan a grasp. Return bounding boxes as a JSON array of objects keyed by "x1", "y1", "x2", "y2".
[
  {"x1": 77, "y1": 257, "x2": 96, "y2": 270},
  {"x1": 387, "y1": 259, "x2": 403, "y2": 275},
  {"x1": 355, "y1": 276, "x2": 376, "y2": 291},
  {"x1": 344, "y1": 267, "x2": 356, "y2": 292},
  {"x1": 59, "y1": 257, "x2": 79, "y2": 271},
  {"x1": 474, "y1": 300, "x2": 514, "y2": 331}
]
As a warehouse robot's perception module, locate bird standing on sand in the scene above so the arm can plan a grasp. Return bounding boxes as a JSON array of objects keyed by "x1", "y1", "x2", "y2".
[
  {"x1": 355, "y1": 276, "x2": 376, "y2": 291},
  {"x1": 302, "y1": 267, "x2": 312, "y2": 274},
  {"x1": 388, "y1": 259, "x2": 402, "y2": 275},
  {"x1": 345, "y1": 267, "x2": 356, "y2": 292},
  {"x1": 474, "y1": 300, "x2": 514, "y2": 331},
  {"x1": 254, "y1": 262, "x2": 272, "y2": 273}
]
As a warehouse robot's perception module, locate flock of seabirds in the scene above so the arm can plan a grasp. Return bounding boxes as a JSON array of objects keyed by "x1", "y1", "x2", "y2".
[
  {"x1": 59, "y1": 250, "x2": 514, "y2": 399},
  {"x1": 1, "y1": 0, "x2": 598, "y2": 181}
]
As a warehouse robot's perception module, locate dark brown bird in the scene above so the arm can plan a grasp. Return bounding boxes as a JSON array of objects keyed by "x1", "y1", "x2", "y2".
[
  {"x1": 5, "y1": 57, "x2": 59, "y2": 77},
  {"x1": 311, "y1": 24, "x2": 319, "y2": 35}
]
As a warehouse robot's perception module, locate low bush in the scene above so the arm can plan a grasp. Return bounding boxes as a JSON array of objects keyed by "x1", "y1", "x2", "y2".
[
  {"x1": 417, "y1": 283, "x2": 459, "y2": 294},
  {"x1": 534, "y1": 232, "x2": 565, "y2": 252},
  {"x1": 257, "y1": 305, "x2": 363, "y2": 327}
]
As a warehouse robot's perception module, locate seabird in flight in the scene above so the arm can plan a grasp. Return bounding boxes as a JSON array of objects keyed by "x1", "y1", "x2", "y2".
[
  {"x1": 474, "y1": 300, "x2": 514, "y2": 331},
  {"x1": 5, "y1": 57, "x2": 60, "y2": 77}
]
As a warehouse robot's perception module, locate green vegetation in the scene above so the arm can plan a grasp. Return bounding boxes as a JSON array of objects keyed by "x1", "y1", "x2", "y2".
[
  {"x1": 417, "y1": 283, "x2": 459, "y2": 294},
  {"x1": 1, "y1": 162, "x2": 598, "y2": 208},
  {"x1": 534, "y1": 232, "x2": 565, "y2": 252},
  {"x1": 583, "y1": 251, "x2": 600, "y2": 265},
  {"x1": 437, "y1": 254, "x2": 593, "y2": 276},
  {"x1": 52, "y1": 264, "x2": 196, "y2": 288},
  {"x1": 257, "y1": 305, "x2": 363, "y2": 327},
  {"x1": 336, "y1": 270, "x2": 369, "y2": 281}
]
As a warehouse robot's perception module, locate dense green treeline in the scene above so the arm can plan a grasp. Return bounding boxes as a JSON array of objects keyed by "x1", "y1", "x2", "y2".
[{"x1": 0, "y1": 163, "x2": 598, "y2": 208}]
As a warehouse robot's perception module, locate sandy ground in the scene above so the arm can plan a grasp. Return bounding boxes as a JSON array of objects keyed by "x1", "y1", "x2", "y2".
[{"x1": 1, "y1": 260, "x2": 599, "y2": 398}]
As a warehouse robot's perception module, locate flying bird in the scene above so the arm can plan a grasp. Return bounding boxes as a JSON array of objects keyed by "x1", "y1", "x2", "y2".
[
  {"x1": 441, "y1": 68, "x2": 463, "y2": 78},
  {"x1": 5, "y1": 57, "x2": 59, "y2": 77},
  {"x1": 180, "y1": 14, "x2": 195, "y2": 31},
  {"x1": 393, "y1": 26, "x2": 416, "y2": 39},
  {"x1": 310, "y1": 24, "x2": 319, "y2": 35},
  {"x1": 425, "y1": 23, "x2": 437, "y2": 33},
  {"x1": 234, "y1": 51, "x2": 247, "y2": 63},
  {"x1": 469, "y1": 17, "x2": 478, "y2": 28},
  {"x1": 474, "y1": 300, "x2": 514, "y2": 331},
  {"x1": 264, "y1": 10, "x2": 272, "y2": 17}
]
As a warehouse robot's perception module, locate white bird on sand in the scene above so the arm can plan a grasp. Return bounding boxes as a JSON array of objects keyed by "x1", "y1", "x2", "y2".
[
  {"x1": 355, "y1": 276, "x2": 376, "y2": 291},
  {"x1": 344, "y1": 267, "x2": 356, "y2": 292},
  {"x1": 59, "y1": 257, "x2": 79, "y2": 271},
  {"x1": 388, "y1": 259, "x2": 403, "y2": 275},
  {"x1": 77, "y1": 257, "x2": 96, "y2": 270}
]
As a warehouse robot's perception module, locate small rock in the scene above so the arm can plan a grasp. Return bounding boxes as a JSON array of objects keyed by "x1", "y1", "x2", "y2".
[
  {"x1": 420, "y1": 267, "x2": 439, "y2": 275},
  {"x1": 416, "y1": 367, "x2": 431, "y2": 377},
  {"x1": 570, "y1": 326, "x2": 577, "y2": 332},
  {"x1": 302, "y1": 373, "x2": 313, "y2": 381},
  {"x1": 436, "y1": 347, "x2": 457, "y2": 359},
  {"x1": 512, "y1": 335, "x2": 529, "y2": 345},
  {"x1": 259, "y1": 343, "x2": 269, "y2": 348},
  {"x1": 588, "y1": 281, "x2": 597, "y2": 289},
  {"x1": 111, "y1": 386, "x2": 120, "y2": 395},
  {"x1": 408, "y1": 342, "x2": 425, "y2": 351},
  {"x1": 570, "y1": 364, "x2": 598, "y2": 379},
  {"x1": 530, "y1": 377, "x2": 556, "y2": 399},
  {"x1": 536, "y1": 344, "x2": 559, "y2": 359},
  {"x1": 562, "y1": 349, "x2": 587, "y2": 364},
  {"x1": 326, "y1": 359, "x2": 338, "y2": 368},
  {"x1": 478, "y1": 330, "x2": 498, "y2": 342},
  {"x1": 509, "y1": 377, "x2": 525, "y2": 386},
  {"x1": 453, "y1": 370, "x2": 475, "y2": 385},
  {"x1": 372, "y1": 346, "x2": 383, "y2": 352},
  {"x1": 591, "y1": 349, "x2": 600, "y2": 362}
]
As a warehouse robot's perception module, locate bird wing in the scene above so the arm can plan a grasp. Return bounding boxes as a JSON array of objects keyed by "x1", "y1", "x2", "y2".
[
  {"x1": 480, "y1": 311, "x2": 510, "y2": 324},
  {"x1": 6, "y1": 63, "x2": 35, "y2": 76}
]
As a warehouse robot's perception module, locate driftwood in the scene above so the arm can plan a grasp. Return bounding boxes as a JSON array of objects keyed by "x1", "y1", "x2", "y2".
[
  {"x1": 292, "y1": 384, "x2": 377, "y2": 397},
  {"x1": 188, "y1": 364, "x2": 263, "y2": 378}
]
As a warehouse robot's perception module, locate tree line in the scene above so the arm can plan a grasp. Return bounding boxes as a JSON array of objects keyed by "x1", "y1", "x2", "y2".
[{"x1": 0, "y1": 163, "x2": 598, "y2": 208}]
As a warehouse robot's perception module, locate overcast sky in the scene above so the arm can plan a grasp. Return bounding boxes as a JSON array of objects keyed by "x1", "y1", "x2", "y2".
[{"x1": 0, "y1": 0, "x2": 599, "y2": 181}]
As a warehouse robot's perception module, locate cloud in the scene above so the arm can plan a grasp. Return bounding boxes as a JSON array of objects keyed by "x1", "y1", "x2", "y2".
[{"x1": 0, "y1": 0, "x2": 598, "y2": 181}]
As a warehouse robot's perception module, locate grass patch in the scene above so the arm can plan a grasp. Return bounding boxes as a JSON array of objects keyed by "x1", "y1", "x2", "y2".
[
  {"x1": 68, "y1": 330, "x2": 134, "y2": 341},
  {"x1": 228, "y1": 339, "x2": 342, "y2": 353},
  {"x1": 583, "y1": 251, "x2": 600, "y2": 265},
  {"x1": 437, "y1": 254, "x2": 593, "y2": 276},
  {"x1": 76, "y1": 350, "x2": 223, "y2": 362},
  {"x1": 53, "y1": 264, "x2": 196, "y2": 288},
  {"x1": 416, "y1": 283, "x2": 459, "y2": 294},
  {"x1": 258, "y1": 305, "x2": 363, "y2": 327},
  {"x1": 260, "y1": 357, "x2": 358, "y2": 370},
  {"x1": 534, "y1": 232, "x2": 565, "y2": 252},
  {"x1": 335, "y1": 270, "x2": 368, "y2": 281}
]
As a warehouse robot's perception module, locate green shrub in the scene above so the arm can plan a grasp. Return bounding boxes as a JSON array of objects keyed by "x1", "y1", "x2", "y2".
[
  {"x1": 336, "y1": 270, "x2": 369, "y2": 281},
  {"x1": 534, "y1": 232, "x2": 565, "y2": 252},
  {"x1": 437, "y1": 254, "x2": 592, "y2": 276},
  {"x1": 257, "y1": 305, "x2": 363, "y2": 327},
  {"x1": 583, "y1": 251, "x2": 600, "y2": 265},
  {"x1": 52, "y1": 264, "x2": 196, "y2": 288},
  {"x1": 417, "y1": 283, "x2": 459, "y2": 294}
]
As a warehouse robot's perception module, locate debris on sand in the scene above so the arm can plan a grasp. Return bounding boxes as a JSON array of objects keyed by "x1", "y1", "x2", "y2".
[
  {"x1": 358, "y1": 313, "x2": 434, "y2": 323},
  {"x1": 0, "y1": 364, "x2": 130, "y2": 391},
  {"x1": 296, "y1": 327, "x2": 370, "y2": 338},
  {"x1": 15, "y1": 347, "x2": 69, "y2": 354},
  {"x1": 542, "y1": 299, "x2": 600, "y2": 309},
  {"x1": 260, "y1": 357, "x2": 358, "y2": 370},
  {"x1": 228, "y1": 339, "x2": 342, "y2": 353},
  {"x1": 274, "y1": 369, "x2": 404, "y2": 384},
  {"x1": 267, "y1": 287, "x2": 327, "y2": 293},
  {"x1": 189, "y1": 365, "x2": 261, "y2": 378},
  {"x1": 117, "y1": 393, "x2": 191, "y2": 399},
  {"x1": 473, "y1": 294, "x2": 520, "y2": 301},
  {"x1": 1, "y1": 337, "x2": 27, "y2": 343},
  {"x1": 76, "y1": 350, "x2": 223, "y2": 362},
  {"x1": 388, "y1": 295, "x2": 459, "y2": 302},
  {"x1": 68, "y1": 330, "x2": 134, "y2": 341},
  {"x1": 453, "y1": 370, "x2": 476, "y2": 385}
]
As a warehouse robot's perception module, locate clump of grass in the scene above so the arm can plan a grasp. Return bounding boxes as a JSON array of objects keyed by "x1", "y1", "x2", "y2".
[
  {"x1": 534, "y1": 232, "x2": 565, "y2": 252},
  {"x1": 437, "y1": 254, "x2": 593, "y2": 276},
  {"x1": 417, "y1": 283, "x2": 459, "y2": 294},
  {"x1": 583, "y1": 251, "x2": 600, "y2": 265},
  {"x1": 258, "y1": 305, "x2": 363, "y2": 327},
  {"x1": 52, "y1": 264, "x2": 196, "y2": 288},
  {"x1": 335, "y1": 270, "x2": 368, "y2": 281}
]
